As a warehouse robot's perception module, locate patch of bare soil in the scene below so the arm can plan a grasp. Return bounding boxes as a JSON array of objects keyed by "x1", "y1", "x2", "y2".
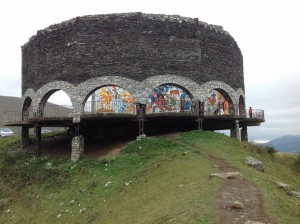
[{"x1": 209, "y1": 155, "x2": 276, "y2": 224}]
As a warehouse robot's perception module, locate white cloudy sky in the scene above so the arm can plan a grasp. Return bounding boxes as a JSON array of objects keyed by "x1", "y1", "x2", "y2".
[{"x1": 0, "y1": 0, "x2": 299, "y2": 142}]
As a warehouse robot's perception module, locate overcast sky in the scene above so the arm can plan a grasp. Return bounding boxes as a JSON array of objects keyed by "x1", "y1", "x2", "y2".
[{"x1": 0, "y1": 0, "x2": 299, "y2": 142}]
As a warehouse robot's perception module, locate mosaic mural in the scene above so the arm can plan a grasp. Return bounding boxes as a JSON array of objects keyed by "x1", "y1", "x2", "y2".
[
  {"x1": 147, "y1": 85, "x2": 192, "y2": 113},
  {"x1": 205, "y1": 90, "x2": 230, "y2": 115},
  {"x1": 94, "y1": 86, "x2": 135, "y2": 113}
]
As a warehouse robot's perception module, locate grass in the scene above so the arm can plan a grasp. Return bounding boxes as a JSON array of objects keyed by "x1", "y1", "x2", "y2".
[{"x1": 0, "y1": 131, "x2": 300, "y2": 223}]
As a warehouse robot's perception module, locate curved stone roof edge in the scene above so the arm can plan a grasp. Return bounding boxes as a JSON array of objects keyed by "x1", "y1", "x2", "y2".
[{"x1": 22, "y1": 12, "x2": 231, "y2": 47}]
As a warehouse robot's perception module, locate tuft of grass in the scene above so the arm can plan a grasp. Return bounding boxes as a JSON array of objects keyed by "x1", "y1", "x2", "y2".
[{"x1": 292, "y1": 154, "x2": 300, "y2": 173}]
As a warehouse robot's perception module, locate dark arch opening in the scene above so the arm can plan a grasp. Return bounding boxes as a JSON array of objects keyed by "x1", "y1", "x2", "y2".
[{"x1": 22, "y1": 97, "x2": 32, "y2": 121}]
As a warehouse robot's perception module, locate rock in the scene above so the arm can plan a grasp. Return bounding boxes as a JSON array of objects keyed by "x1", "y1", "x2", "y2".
[
  {"x1": 245, "y1": 157, "x2": 263, "y2": 171},
  {"x1": 244, "y1": 221, "x2": 265, "y2": 224},
  {"x1": 231, "y1": 201, "x2": 244, "y2": 209},
  {"x1": 274, "y1": 181, "x2": 300, "y2": 197},
  {"x1": 274, "y1": 181, "x2": 290, "y2": 191},
  {"x1": 136, "y1": 134, "x2": 146, "y2": 140},
  {"x1": 45, "y1": 162, "x2": 52, "y2": 170},
  {"x1": 289, "y1": 190, "x2": 300, "y2": 198},
  {"x1": 209, "y1": 172, "x2": 241, "y2": 179}
]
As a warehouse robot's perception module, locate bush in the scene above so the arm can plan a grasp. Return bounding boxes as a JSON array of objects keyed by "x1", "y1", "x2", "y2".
[
  {"x1": 292, "y1": 154, "x2": 300, "y2": 173},
  {"x1": 265, "y1": 146, "x2": 277, "y2": 155}
]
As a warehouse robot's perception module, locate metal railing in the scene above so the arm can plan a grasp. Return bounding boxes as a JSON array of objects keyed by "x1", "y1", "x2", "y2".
[
  {"x1": 245, "y1": 109, "x2": 265, "y2": 120},
  {"x1": 3, "y1": 101, "x2": 265, "y2": 125},
  {"x1": 146, "y1": 99, "x2": 192, "y2": 114},
  {"x1": 84, "y1": 100, "x2": 136, "y2": 115},
  {"x1": 3, "y1": 111, "x2": 23, "y2": 124},
  {"x1": 33, "y1": 105, "x2": 74, "y2": 118}
]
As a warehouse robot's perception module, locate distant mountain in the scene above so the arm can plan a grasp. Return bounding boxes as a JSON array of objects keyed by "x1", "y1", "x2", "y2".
[{"x1": 263, "y1": 135, "x2": 300, "y2": 153}]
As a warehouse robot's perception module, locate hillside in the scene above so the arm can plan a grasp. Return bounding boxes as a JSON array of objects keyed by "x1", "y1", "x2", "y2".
[
  {"x1": 0, "y1": 131, "x2": 300, "y2": 223},
  {"x1": 263, "y1": 135, "x2": 300, "y2": 153},
  {"x1": 0, "y1": 95, "x2": 22, "y2": 134}
]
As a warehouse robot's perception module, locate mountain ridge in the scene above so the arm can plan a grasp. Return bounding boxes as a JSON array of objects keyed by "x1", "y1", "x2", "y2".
[{"x1": 263, "y1": 135, "x2": 300, "y2": 153}]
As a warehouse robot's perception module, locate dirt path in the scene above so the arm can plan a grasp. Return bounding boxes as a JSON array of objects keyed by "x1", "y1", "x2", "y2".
[{"x1": 208, "y1": 155, "x2": 276, "y2": 224}]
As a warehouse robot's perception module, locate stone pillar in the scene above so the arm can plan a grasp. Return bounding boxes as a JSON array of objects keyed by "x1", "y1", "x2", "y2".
[
  {"x1": 71, "y1": 135, "x2": 84, "y2": 161},
  {"x1": 71, "y1": 123, "x2": 84, "y2": 161},
  {"x1": 230, "y1": 120, "x2": 240, "y2": 140},
  {"x1": 241, "y1": 126, "x2": 248, "y2": 141},
  {"x1": 21, "y1": 126, "x2": 30, "y2": 150}
]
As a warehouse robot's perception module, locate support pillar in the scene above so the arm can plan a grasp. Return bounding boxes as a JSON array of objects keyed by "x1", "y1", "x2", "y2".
[
  {"x1": 194, "y1": 100, "x2": 204, "y2": 131},
  {"x1": 21, "y1": 126, "x2": 30, "y2": 150},
  {"x1": 136, "y1": 103, "x2": 146, "y2": 139},
  {"x1": 35, "y1": 125, "x2": 41, "y2": 157},
  {"x1": 71, "y1": 123, "x2": 84, "y2": 161},
  {"x1": 230, "y1": 120, "x2": 240, "y2": 140},
  {"x1": 241, "y1": 126, "x2": 248, "y2": 141}
]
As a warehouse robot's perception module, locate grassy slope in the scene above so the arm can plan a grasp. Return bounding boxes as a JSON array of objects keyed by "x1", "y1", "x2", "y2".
[
  {"x1": 0, "y1": 95, "x2": 22, "y2": 134},
  {"x1": 0, "y1": 131, "x2": 299, "y2": 224}
]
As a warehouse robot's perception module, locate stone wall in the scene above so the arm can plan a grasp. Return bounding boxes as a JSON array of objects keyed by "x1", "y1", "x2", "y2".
[{"x1": 22, "y1": 12, "x2": 244, "y2": 95}]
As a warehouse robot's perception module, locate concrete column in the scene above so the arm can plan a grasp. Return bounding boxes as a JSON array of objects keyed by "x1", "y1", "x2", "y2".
[
  {"x1": 241, "y1": 126, "x2": 248, "y2": 141},
  {"x1": 21, "y1": 126, "x2": 30, "y2": 150},
  {"x1": 71, "y1": 135, "x2": 84, "y2": 161}
]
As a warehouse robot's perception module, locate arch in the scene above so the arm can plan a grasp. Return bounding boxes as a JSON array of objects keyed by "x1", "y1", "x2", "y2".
[
  {"x1": 201, "y1": 81, "x2": 237, "y2": 116},
  {"x1": 83, "y1": 85, "x2": 136, "y2": 114},
  {"x1": 22, "y1": 96, "x2": 32, "y2": 121},
  {"x1": 139, "y1": 75, "x2": 203, "y2": 104},
  {"x1": 76, "y1": 76, "x2": 139, "y2": 106},
  {"x1": 33, "y1": 81, "x2": 76, "y2": 109},
  {"x1": 146, "y1": 84, "x2": 193, "y2": 113}
]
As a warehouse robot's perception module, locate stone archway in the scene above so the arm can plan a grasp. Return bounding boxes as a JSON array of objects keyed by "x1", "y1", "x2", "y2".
[
  {"x1": 139, "y1": 75, "x2": 203, "y2": 104},
  {"x1": 146, "y1": 83, "x2": 193, "y2": 113},
  {"x1": 82, "y1": 85, "x2": 136, "y2": 115}
]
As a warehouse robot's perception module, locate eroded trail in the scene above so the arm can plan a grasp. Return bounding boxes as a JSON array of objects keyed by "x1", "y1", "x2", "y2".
[
  {"x1": 208, "y1": 155, "x2": 276, "y2": 224},
  {"x1": 172, "y1": 138, "x2": 276, "y2": 224}
]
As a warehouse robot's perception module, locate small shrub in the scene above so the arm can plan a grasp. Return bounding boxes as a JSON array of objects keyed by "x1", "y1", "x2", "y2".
[
  {"x1": 265, "y1": 146, "x2": 277, "y2": 155},
  {"x1": 292, "y1": 154, "x2": 300, "y2": 173}
]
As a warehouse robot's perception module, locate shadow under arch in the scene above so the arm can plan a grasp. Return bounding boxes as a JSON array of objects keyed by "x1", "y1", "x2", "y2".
[
  {"x1": 22, "y1": 96, "x2": 32, "y2": 121},
  {"x1": 82, "y1": 85, "x2": 136, "y2": 115}
]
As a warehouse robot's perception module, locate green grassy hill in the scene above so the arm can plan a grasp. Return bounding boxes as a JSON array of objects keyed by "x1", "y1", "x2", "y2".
[
  {"x1": 0, "y1": 95, "x2": 22, "y2": 134},
  {"x1": 0, "y1": 131, "x2": 300, "y2": 223}
]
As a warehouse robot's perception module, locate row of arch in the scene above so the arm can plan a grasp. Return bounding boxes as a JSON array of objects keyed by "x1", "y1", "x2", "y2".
[{"x1": 22, "y1": 75, "x2": 245, "y2": 122}]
